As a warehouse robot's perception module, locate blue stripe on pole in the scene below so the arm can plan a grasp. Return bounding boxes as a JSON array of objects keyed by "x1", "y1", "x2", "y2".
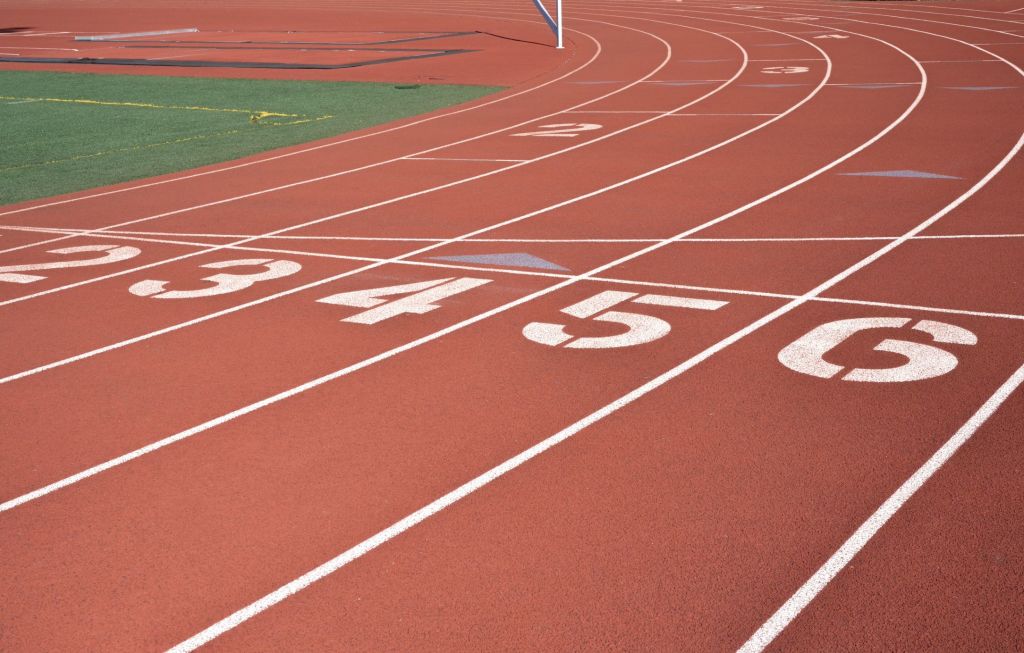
[{"x1": 531, "y1": 0, "x2": 559, "y2": 34}]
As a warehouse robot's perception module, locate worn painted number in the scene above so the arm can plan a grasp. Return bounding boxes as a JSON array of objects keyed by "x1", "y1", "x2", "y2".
[
  {"x1": 0, "y1": 244, "x2": 141, "y2": 284},
  {"x1": 317, "y1": 277, "x2": 491, "y2": 324},
  {"x1": 523, "y1": 290, "x2": 727, "y2": 349},
  {"x1": 778, "y1": 317, "x2": 977, "y2": 382},
  {"x1": 129, "y1": 258, "x2": 301, "y2": 299}
]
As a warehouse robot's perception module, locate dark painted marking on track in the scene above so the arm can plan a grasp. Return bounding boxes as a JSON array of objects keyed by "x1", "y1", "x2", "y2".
[
  {"x1": 839, "y1": 170, "x2": 963, "y2": 179},
  {"x1": 742, "y1": 83, "x2": 807, "y2": 88},
  {"x1": 105, "y1": 31, "x2": 479, "y2": 47},
  {"x1": 0, "y1": 49, "x2": 476, "y2": 70},
  {"x1": 649, "y1": 81, "x2": 720, "y2": 86},
  {"x1": 430, "y1": 252, "x2": 570, "y2": 271},
  {"x1": 943, "y1": 86, "x2": 1017, "y2": 91},
  {"x1": 121, "y1": 44, "x2": 466, "y2": 54},
  {"x1": 839, "y1": 84, "x2": 915, "y2": 89}
]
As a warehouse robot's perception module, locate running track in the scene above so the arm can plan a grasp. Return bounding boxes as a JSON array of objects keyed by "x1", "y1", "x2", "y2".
[{"x1": 1, "y1": 0, "x2": 1022, "y2": 650}]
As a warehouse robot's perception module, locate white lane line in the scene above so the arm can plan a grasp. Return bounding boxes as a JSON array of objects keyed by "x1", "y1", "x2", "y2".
[
  {"x1": 0, "y1": 16, "x2": 686, "y2": 289},
  {"x1": 6, "y1": 225, "x2": 1024, "y2": 243},
  {"x1": 0, "y1": 18, "x2": 834, "y2": 507},
  {"x1": 564, "y1": 109, "x2": 664, "y2": 113},
  {"x1": 1008, "y1": 8, "x2": 1024, "y2": 14},
  {"x1": 1, "y1": 12, "x2": 817, "y2": 311},
  {"x1": 148, "y1": 51, "x2": 207, "y2": 61},
  {"x1": 0, "y1": 9, "x2": 598, "y2": 222},
  {"x1": 920, "y1": 59, "x2": 1001, "y2": 62},
  {"x1": 747, "y1": 1, "x2": 1024, "y2": 37},
  {"x1": 164, "y1": 13, "x2": 1024, "y2": 649},
  {"x1": 670, "y1": 112, "x2": 778, "y2": 115},
  {"x1": 167, "y1": 108, "x2": 1021, "y2": 650},
  {"x1": 4, "y1": 224, "x2": 1020, "y2": 326},
  {"x1": 748, "y1": 57, "x2": 823, "y2": 61},
  {"x1": 738, "y1": 360, "x2": 1024, "y2": 653},
  {"x1": 766, "y1": 0, "x2": 1024, "y2": 23},
  {"x1": 403, "y1": 156, "x2": 530, "y2": 162},
  {"x1": 0, "y1": 14, "x2": 839, "y2": 391},
  {"x1": 0, "y1": 13, "x2": 925, "y2": 397}
]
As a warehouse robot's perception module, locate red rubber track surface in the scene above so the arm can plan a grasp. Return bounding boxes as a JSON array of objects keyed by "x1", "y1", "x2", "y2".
[{"x1": 1, "y1": 0, "x2": 1022, "y2": 651}]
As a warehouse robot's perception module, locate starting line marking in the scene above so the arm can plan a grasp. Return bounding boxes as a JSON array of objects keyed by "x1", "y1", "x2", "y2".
[{"x1": 1, "y1": 223, "x2": 1022, "y2": 393}]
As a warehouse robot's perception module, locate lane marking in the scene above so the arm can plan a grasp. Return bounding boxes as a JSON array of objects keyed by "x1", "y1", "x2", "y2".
[
  {"x1": 157, "y1": 11, "x2": 1024, "y2": 647},
  {"x1": 0, "y1": 10, "x2": 602, "y2": 221},
  {"x1": 167, "y1": 107, "x2": 1023, "y2": 649},
  {"x1": 75, "y1": 27, "x2": 199, "y2": 41},
  {"x1": 741, "y1": 1, "x2": 1024, "y2": 37},
  {"x1": 403, "y1": 156, "x2": 529, "y2": 162},
  {"x1": 0, "y1": 16, "x2": 839, "y2": 505},
  {"x1": 0, "y1": 17, "x2": 749, "y2": 300},
  {"x1": 3, "y1": 225, "x2": 1022, "y2": 325},
  {"x1": 7, "y1": 225, "x2": 1024, "y2": 244},
  {"x1": 738, "y1": 361, "x2": 1024, "y2": 652}
]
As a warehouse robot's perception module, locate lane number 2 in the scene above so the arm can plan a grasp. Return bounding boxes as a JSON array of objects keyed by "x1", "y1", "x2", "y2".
[
  {"x1": 512, "y1": 123, "x2": 602, "y2": 138},
  {"x1": 129, "y1": 258, "x2": 301, "y2": 299},
  {"x1": 0, "y1": 244, "x2": 141, "y2": 284},
  {"x1": 523, "y1": 290, "x2": 727, "y2": 349}
]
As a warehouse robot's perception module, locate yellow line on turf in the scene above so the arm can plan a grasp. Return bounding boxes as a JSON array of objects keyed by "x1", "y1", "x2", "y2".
[{"x1": 0, "y1": 95, "x2": 331, "y2": 123}]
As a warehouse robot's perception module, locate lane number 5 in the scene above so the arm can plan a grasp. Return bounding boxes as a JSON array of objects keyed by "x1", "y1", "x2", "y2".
[{"x1": 523, "y1": 290, "x2": 727, "y2": 349}]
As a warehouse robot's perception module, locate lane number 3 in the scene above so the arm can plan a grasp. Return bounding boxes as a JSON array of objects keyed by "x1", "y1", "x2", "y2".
[{"x1": 129, "y1": 258, "x2": 301, "y2": 299}]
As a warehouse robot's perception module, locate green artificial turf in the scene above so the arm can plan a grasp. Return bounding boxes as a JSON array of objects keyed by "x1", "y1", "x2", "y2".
[{"x1": 0, "y1": 70, "x2": 502, "y2": 205}]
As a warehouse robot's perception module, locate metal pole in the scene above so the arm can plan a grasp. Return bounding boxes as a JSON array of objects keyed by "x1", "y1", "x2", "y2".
[{"x1": 556, "y1": 0, "x2": 563, "y2": 48}]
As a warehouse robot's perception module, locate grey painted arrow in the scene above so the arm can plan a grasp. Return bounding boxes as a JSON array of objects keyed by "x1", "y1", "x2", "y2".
[
  {"x1": 430, "y1": 253, "x2": 570, "y2": 271},
  {"x1": 839, "y1": 169, "x2": 962, "y2": 179}
]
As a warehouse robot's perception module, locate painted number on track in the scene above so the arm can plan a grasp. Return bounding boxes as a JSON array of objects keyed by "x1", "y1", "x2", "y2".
[
  {"x1": 0, "y1": 244, "x2": 141, "y2": 284},
  {"x1": 317, "y1": 277, "x2": 491, "y2": 324},
  {"x1": 129, "y1": 258, "x2": 301, "y2": 299},
  {"x1": 778, "y1": 317, "x2": 978, "y2": 382},
  {"x1": 523, "y1": 290, "x2": 727, "y2": 349},
  {"x1": 512, "y1": 123, "x2": 603, "y2": 138}
]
